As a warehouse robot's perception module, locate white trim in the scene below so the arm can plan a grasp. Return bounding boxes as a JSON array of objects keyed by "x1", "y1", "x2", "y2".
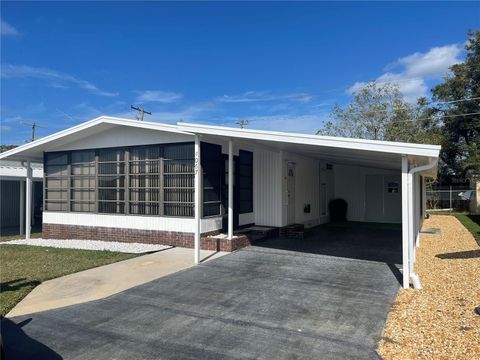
[
  {"x1": 228, "y1": 139, "x2": 234, "y2": 239},
  {"x1": 178, "y1": 122, "x2": 441, "y2": 158},
  {"x1": 43, "y1": 212, "x2": 222, "y2": 234},
  {"x1": 25, "y1": 161, "x2": 32, "y2": 240},
  {"x1": 401, "y1": 156, "x2": 410, "y2": 289},
  {"x1": 194, "y1": 135, "x2": 201, "y2": 264}
]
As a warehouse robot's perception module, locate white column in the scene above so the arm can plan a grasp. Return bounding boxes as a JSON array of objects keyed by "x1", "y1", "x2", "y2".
[
  {"x1": 19, "y1": 180, "x2": 25, "y2": 236},
  {"x1": 194, "y1": 136, "x2": 201, "y2": 264},
  {"x1": 25, "y1": 160, "x2": 32, "y2": 240},
  {"x1": 228, "y1": 139, "x2": 234, "y2": 240},
  {"x1": 408, "y1": 172, "x2": 415, "y2": 274},
  {"x1": 401, "y1": 156, "x2": 410, "y2": 289}
]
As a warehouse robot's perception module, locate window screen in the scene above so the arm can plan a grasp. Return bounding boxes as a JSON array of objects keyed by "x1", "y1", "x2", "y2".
[
  {"x1": 238, "y1": 150, "x2": 253, "y2": 213},
  {"x1": 44, "y1": 152, "x2": 69, "y2": 211},
  {"x1": 201, "y1": 143, "x2": 222, "y2": 217}
]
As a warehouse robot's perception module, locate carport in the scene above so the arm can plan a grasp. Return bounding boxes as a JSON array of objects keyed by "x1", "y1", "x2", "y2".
[{"x1": 177, "y1": 122, "x2": 441, "y2": 289}]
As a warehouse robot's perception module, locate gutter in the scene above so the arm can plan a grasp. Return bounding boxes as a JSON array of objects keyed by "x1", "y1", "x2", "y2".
[{"x1": 407, "y1": 157, "x2": 439, "y2": 289}]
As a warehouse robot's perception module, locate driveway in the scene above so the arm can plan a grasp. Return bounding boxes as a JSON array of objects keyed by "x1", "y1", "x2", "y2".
[{"x1": 2, "y1": 226, "x2": 401, "y2": 359}]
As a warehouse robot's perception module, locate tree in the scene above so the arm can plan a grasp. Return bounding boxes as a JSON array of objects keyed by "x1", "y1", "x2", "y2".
[
  {"x1": 0, "y1": 144, "x2": 17, "y2": 153},
  {"x1": 317, "y1": 82, "x2": 440, "y2": 144},
  {"x1": 430, "y1": 29, "x2": 480, "y2": 181}
]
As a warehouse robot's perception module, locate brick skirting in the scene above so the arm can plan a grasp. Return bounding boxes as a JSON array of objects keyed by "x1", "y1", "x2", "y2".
[{"x1": 42, "y1": 223, "x2": 251, "y2": 252}]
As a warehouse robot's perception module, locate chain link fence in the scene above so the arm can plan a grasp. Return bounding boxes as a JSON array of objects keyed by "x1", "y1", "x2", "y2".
[{"x1": 426, "y1": 186, "x2": 472, "y2": 212}]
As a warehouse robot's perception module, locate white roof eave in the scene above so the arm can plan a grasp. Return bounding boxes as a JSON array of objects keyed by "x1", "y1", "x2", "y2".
[{"x1": 176, "y1": 122, "x2": 441, "y2": 158}]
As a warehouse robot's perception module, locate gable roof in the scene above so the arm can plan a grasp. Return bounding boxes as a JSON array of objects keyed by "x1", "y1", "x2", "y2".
[{"x1": 0, "y1": 116, "x2": 440, "y2": 174}]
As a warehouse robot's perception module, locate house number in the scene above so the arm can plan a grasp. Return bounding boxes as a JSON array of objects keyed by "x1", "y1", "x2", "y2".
[{"x1": 195, "y1": 151, "x2": 199, "y2": 174}]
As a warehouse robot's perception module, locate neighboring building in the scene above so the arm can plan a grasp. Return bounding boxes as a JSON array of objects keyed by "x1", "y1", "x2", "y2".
[
  {"x1": 0, "y1": 116, "x2": 441, "y2": 289},
  {"x1": 0, "y1": 160, "x2": 43, "y2": 232}
]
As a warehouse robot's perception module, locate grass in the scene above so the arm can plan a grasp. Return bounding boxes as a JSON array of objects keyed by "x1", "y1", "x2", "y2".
[
  {"x1": 427, "y1": 211, "x2": 480, "y2": 246},
  {"x1": 0, "y1": 244, "x2": 138, "y2": 316}
]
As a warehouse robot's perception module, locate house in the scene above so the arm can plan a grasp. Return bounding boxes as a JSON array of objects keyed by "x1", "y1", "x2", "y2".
[
  {"x1": 0, "y1": 116, "x2": 441, "y2": 289},
  {"x1": 0, "y1": 160, "x2": 43, "y2": 233}
]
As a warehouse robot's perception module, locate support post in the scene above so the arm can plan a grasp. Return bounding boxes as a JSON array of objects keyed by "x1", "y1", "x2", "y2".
[
  {"x1": 408, "y1": 173, "x2": 415, "y2": 269},
  {"x1": 25, "y1": 160, "x2": 32, "y2": 240},
  {"x1": 401, "y1": 156, "x2": 410, "y2": 289},
  {"x1": 19, "y1": 180, "x2": 25, "y2": 236},
  {"x1": 194, "y1": 136, "x2": 201, "y2": 264},
  {"x1": 228, "y1": 139, "x2": 234, "y2": 240}
]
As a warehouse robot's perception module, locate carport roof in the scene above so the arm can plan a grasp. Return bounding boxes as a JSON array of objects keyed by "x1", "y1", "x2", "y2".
[{"x1": 0, "y1": 116, "x2": 440, "y2": 173}]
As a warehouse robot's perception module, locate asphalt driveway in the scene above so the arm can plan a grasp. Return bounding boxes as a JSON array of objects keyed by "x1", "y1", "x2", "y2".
[{"x1": 2, "y1": 226, "x2": 401, "y2": 359}]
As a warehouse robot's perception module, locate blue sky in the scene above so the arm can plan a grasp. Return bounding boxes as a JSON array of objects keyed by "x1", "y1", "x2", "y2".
[{"x1": 1, "y1": 1, "x2": 479, "y2": 144}]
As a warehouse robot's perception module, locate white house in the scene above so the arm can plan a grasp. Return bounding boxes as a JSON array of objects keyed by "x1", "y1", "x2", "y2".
[{"x1": 0, "y1": 116, "x2": 440, "y2": 289}]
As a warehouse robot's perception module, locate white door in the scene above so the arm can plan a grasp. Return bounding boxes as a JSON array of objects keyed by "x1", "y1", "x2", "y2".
[
  {"x1": 365, "y1": 174, "x2": 401, "y2": 223},
  {"x1": 287, "y1": 163, "x2": 296, "y2": 224}
]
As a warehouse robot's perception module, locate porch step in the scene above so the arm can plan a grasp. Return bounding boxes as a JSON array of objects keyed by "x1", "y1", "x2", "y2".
[{"x1": 279, "y1": 224, "x2": 305, "y2": 239}]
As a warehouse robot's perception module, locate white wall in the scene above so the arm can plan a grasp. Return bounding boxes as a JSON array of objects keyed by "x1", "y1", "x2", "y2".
[
  {"x1": 50, "y1": 126, "x2": 193, "y2": 151},
  {"x1": 254, "y1": 147, "x2": 283, "y2": 227},
  {"x1": 43, "y1": 212, "x2": 222, "y2": 234},
  {"x1": 334, "y1": 164, "x2": 401, "y2": 223}
]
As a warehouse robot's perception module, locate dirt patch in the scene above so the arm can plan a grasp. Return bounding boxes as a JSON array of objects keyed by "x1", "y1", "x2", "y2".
[{"x1": 377, "y1": 215, "x2": 480, "y2": 359}]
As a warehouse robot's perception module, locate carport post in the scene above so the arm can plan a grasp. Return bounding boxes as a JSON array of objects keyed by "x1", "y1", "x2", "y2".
[
  {"x1": 401, "y1": 156, "x2": 410, "y2": 288},
  {"x1": 228, "y1": 139, "x2": 234, "y2": 240},
  {"x1": 194, "y1": 136, "x2": 201, "y2": 264},
  {"x1": 25, "y1": 160, "x2": 32, "y2": 240},
  {"x1": 19, "y1": 180, "x2": 25, "y2": 236}
]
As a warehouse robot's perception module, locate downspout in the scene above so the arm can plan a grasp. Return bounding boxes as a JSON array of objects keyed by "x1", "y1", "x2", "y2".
[{"x1": 407, "y1": 158, "x2": 438, "y2": 289}]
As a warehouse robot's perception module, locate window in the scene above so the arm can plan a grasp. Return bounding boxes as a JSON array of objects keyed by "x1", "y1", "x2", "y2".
[
  {"x1": 98, "y1": 148, "x2": 125, "y2": 214},
  {"x1": 45, "y1": 152, "x2": 69, "y2": 211},
  {"x1": 129, "y1": 146, "x2": 161, "y2": 215},
  {"x1": 202, "y1": 143, "x2": 222, "y2": 217},
  {"x1": 70, "y1": 150, "x2": 96, "y2": 212},
  {"x1": 238, "y1": 150, "x2": 253, "y2": 213},
  {"x1": 163, "y1": 143, "x2": 195, "y2": 217},
  {"x1": 44, "y1": 142, "x2": 197, "y2": 217}
]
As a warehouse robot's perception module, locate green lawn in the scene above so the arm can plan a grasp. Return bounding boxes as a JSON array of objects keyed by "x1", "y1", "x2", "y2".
[{"x1": 0, "y1": 244, "x2": 138, "y2": 316}]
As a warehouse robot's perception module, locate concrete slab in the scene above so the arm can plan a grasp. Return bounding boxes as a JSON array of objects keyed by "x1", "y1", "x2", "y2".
[
  {"x1": 7, "y1": 248, "x2": 227, "y2": 317},
  {"x1": 3, "y1": 226, "x2": 401, "y2": 359}
]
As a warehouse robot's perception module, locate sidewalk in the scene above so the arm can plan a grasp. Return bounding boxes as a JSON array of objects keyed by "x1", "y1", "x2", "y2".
[{"x1": 7, "y1": 247, "x2": 227, "y2": 317}]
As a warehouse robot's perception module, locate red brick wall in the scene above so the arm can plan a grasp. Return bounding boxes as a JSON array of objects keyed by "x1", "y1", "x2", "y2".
[{"x1": 42, "y1": 223, "x2": 251, "y2": 252}]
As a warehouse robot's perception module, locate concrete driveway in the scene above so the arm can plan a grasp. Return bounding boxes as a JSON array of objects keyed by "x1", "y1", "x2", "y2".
[{"x1": 2, "y1": 226, "x2": 401, "y2": 360}]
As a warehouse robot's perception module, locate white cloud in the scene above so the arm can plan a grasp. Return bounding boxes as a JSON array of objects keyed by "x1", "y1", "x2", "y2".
[
  {"x1": 348, "y1": 44, "x2": 463, "y2": 103},
  {"x1": 1, "y1": 19, "x2": 19, "y2": 36},
  {"x1": 215, "y1": 91, "x2": 313, "y2": 103},
  {"x1": 1, "y1": 64, "x2": 118, "y2": 97},
  {"x1": 134, "y1": 90, "x2": 183, "y2": 104},
  {"x1": 397, "y1": 44, "x2": 462, "y2": 78}
]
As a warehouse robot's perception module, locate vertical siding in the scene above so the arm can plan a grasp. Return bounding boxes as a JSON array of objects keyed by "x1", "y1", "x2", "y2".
[
  {"x1": 1, "y1": 180, "x2": 20, "y2": 228},
  {"x1": 334, "y1": 164, "x2": 401, "y2": 223},
  {"x1": 254, "y1": 148, "x2": 282, "y2": 227}
]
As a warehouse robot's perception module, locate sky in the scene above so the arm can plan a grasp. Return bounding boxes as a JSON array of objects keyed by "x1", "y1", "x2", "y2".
[{"x1": 1, "y1": 1, "x2": 479, "y2": 144}]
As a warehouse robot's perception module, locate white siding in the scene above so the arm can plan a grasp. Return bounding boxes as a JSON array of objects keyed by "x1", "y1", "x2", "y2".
[
  {"x1": 254, "y1": 148, "x2": 282, "y2": 227},
  {"x1": 43, "y1": 212, "x2": 222, "y2": 234},
  {"x1": 334, "y1": 164, "x2": 400, "y2": 222},
  {"x1": 50, "y1": 126, "x2": 193, "y2": 151}
]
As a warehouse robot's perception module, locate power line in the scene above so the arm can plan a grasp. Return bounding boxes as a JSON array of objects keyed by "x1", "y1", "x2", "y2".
[
  {"x1": 20, "y1": 121, "x2": 47, "y2": 142},
  {"x1": 131, "y1": 105, "x2": 152, "y2": 121}
]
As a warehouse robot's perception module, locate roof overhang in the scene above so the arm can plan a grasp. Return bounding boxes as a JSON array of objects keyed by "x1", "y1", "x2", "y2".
[
  {"x1": 177, "y1": 122, "x2": 441, "y2": 174},
  {"x1": 0, "y1": 116, "x2": 441, "y2": 177}
]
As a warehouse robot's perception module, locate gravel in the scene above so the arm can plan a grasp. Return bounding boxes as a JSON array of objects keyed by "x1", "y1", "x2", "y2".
[
  {"x1": 3, "y1": 238, "x2": 172, "y2": 254},
  {"x1": 377, "y1": 215, "x2": 480, "y2": 359}
]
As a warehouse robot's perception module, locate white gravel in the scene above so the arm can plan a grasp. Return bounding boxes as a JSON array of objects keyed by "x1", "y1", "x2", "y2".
[{"x1": 3, "y1": 238, "x2": 172, "y2": 254}]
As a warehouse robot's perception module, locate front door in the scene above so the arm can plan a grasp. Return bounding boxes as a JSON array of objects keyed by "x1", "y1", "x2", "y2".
[{"x1": 287, "y1": 162, "x2": 296, "y2": 225}]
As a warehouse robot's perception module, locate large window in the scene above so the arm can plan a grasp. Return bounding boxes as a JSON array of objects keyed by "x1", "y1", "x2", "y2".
[
  {"x1": 238, "y1": 150, "x2": 253, "y2": 213},
  {"x1": 201, "y1": 143, "x2": 222, "y2": 217},
  {"x1": 44, "y1": 142, "x2": 196, "y2": 217}
]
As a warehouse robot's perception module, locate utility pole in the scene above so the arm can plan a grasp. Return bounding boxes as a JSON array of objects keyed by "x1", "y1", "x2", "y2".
[
  {"x1": 21, "y1": 121, "x2": 47, "y2": 142},
  {"x1": 131, "y1": 105, "x2": 152, "y2": 121},
  {"x1": 236, "y1": 120, "x2": 249, "y2": 129}
]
